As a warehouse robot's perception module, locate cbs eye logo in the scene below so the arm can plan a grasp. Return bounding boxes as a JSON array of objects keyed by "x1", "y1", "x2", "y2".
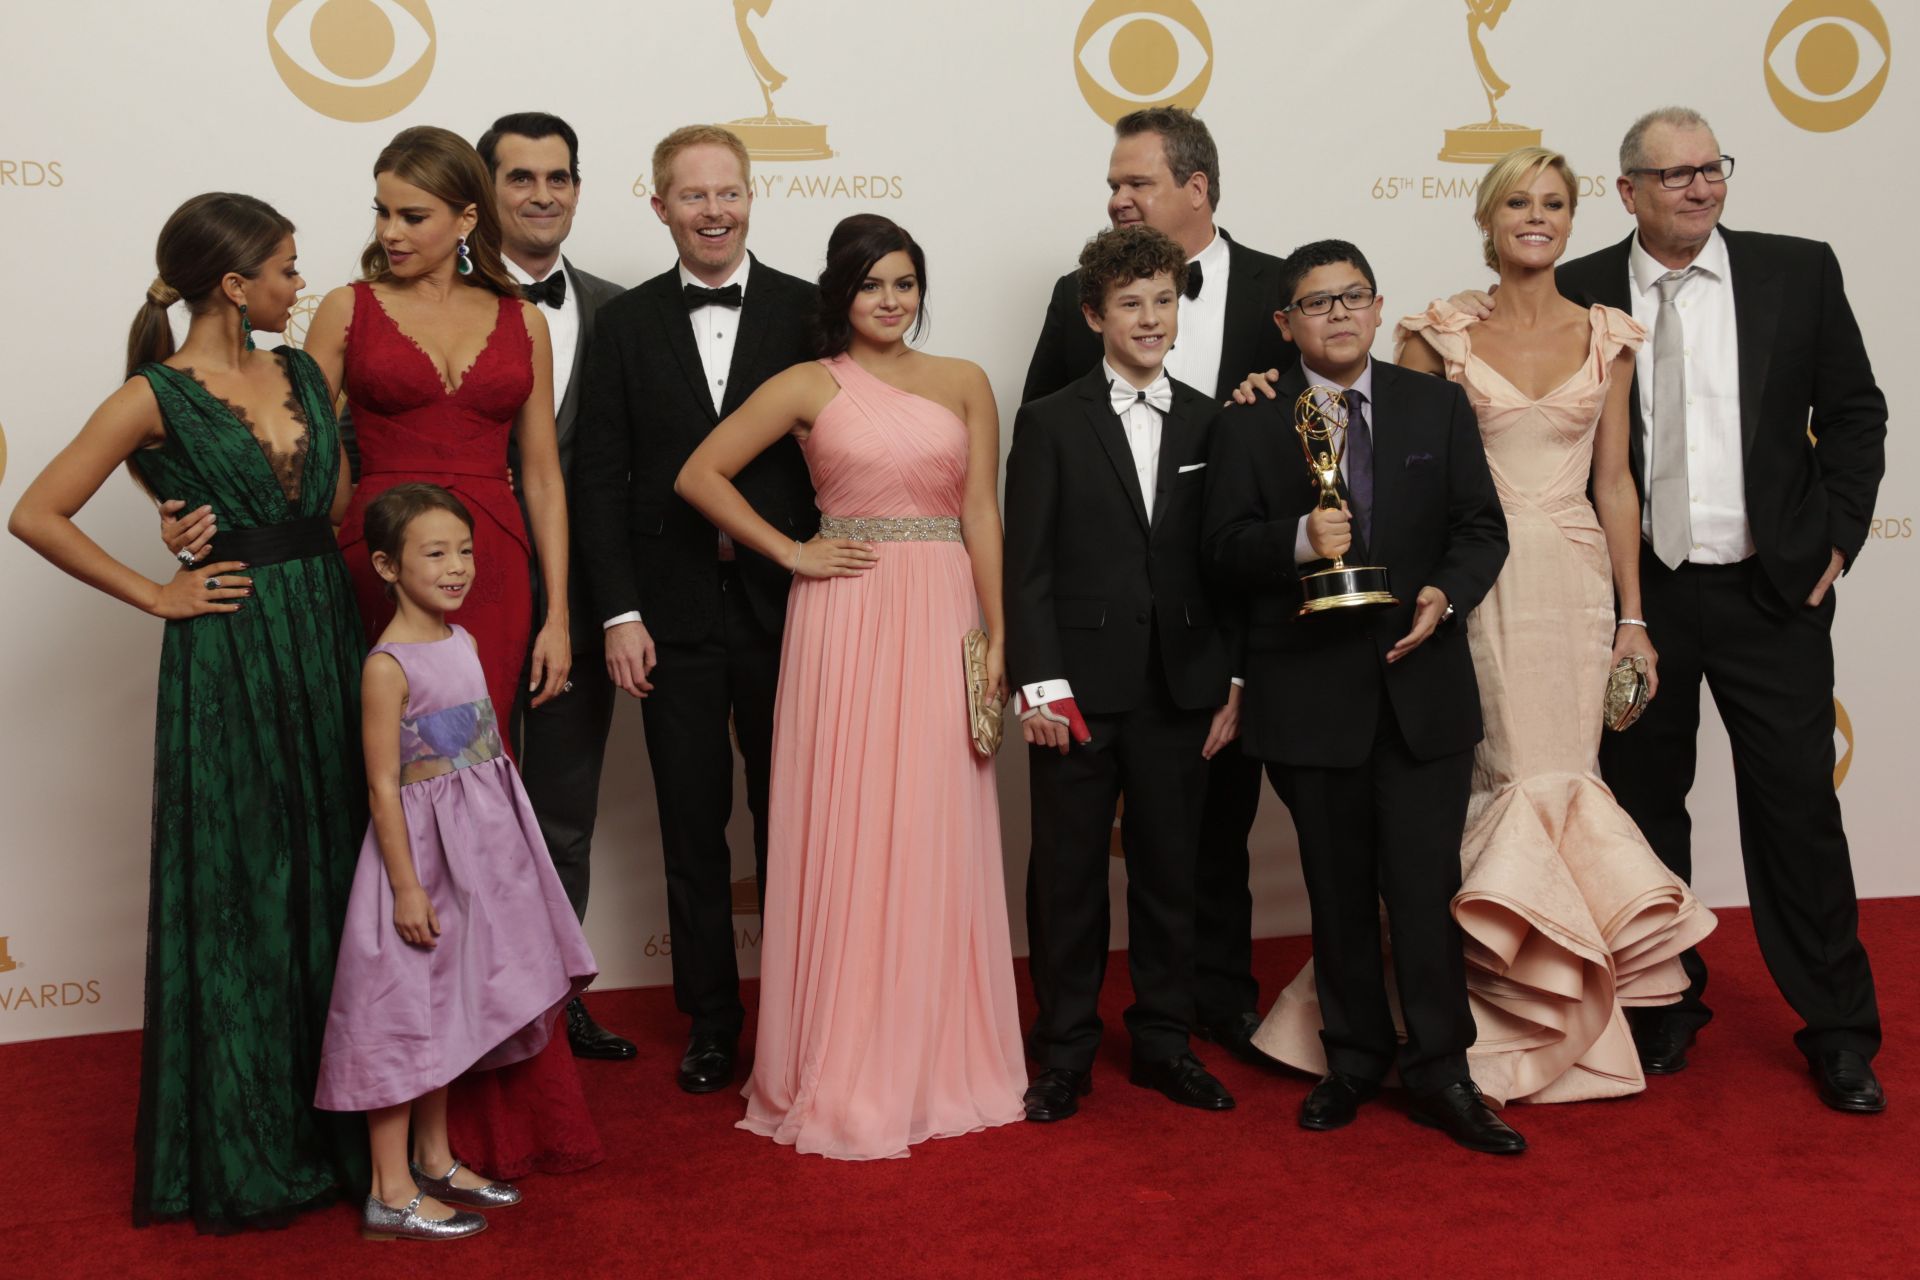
[
  {"x1": 1833, "y1": 698, "x2": 1854, "y2": 788},
  {"x1": 1074, "y1": 0, "x2": 1214, "y2": 125},
  {"x1": 1764, "y1": 0, "x2": 1890, "y2": 132},
  {"x1": 268, "y1": 0, "x2": 436, "y2": 123}
]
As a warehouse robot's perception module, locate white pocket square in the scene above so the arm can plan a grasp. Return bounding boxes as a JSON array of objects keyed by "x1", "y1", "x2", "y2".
[{"x1": 1178, "y1": 462, "x2": 1207, "y2": 473}]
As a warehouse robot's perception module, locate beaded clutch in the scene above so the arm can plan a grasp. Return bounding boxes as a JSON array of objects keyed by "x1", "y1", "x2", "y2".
[
  {"x1": 963, "y1": 628, "x2": 1004, "y2": 756},
  {"x1": 1604, "y1": 655, "x2": 1651, "y2": 732}
]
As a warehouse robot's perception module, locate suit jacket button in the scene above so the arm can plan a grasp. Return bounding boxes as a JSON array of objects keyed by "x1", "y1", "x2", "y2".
[{"x1": 1135, "y1": 612, "x2": 1148, "y2": 625}]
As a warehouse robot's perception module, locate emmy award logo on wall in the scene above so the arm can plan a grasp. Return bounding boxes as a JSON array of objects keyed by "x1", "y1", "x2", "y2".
[
  {"x1": 0, "y1": 937, "x2": 17, "y2": 976},
  {"x1": 1074, "y1": 1, "x2": 1213, "y2": 125},
  {"x1": 1437, "y1": 0, "x2": 1542, "y2": 164},
  {"x1": 283, "y1": 295, "x2": 325, "y2": 350},
  {"x1": 267, "y1": 0, "x2": 437, "y2": 123},
  {"x1": 1764, "y1": 0, "x2": 1890, "y2": 132},
  {"x1": 727, "y1": 0, "x2": 832, "y2": 161}
]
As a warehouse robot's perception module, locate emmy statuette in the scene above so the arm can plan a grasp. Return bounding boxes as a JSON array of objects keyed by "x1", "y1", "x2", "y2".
[{"x1": 1295, "y1": 387, "x2": 1398, "y2": 615}]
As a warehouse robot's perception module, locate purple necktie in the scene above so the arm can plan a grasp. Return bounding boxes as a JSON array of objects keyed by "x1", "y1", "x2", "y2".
[{"x1": 1344, "y1": 388, "x2": 1374, "y2": 550}]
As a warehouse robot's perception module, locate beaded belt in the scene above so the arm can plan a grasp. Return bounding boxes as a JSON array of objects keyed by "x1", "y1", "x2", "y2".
[{"x1": 818, "y1": 514, "x2": 963, "y2": 543}]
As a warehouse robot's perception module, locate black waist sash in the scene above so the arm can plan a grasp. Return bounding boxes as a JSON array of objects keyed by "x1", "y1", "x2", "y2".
[{"x1": 206, "y1": 514, "x2": 337, "y2": 567}]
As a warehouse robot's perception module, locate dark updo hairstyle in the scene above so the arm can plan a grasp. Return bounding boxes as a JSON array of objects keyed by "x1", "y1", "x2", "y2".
[
  {"x1": 1075, "y1": 224, "x2": 1189, "y2": 315},
  {"x1": 126, "y1": 193, "x2": 294, "y2": 378},
  {"x1": 360, "y1": 125, "x2": 518, "y2": 298},
  {"x1": 813, "y1": 213, "x2": 928, "y2": 357},
  {"x1": 363, "y1": 482, "x2": 475, "y2": 595}
]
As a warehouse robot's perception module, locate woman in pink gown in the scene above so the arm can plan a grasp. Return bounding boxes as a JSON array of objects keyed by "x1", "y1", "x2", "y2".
[
  {"x1": 677, "y1": 215, "x2": 1026, "y2": 1158},
  {"x1": 1255, "y1": 148, "x2": 1715, "y2": 1104}
]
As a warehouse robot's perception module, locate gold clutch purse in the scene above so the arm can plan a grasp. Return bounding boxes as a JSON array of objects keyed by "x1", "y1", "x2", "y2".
[
  {"x1": 1604, "y1": 655, "x2": 1651, "y2": 732},
  {"x1": 963, "y1": 628, "x2": 1004, "y2": 756}
]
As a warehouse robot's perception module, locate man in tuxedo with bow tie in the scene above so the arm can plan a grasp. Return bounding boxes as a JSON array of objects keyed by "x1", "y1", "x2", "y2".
[
  {"x1": 572, "y1": 125, "x2": 818, "y2": 1093},
  {"x1": 1206, "y1": 241, "x2": 1520, "y2": 1152},
  {"x1": 473, "y1": 111, "x2": 634, "y2": 1061},
  {"x1": 1020, "y1": 107, "x2": 1295, "y2": 1066},
  {"x1": 1007, "y1": 226, "x2": 1241, "y2": 1121}
]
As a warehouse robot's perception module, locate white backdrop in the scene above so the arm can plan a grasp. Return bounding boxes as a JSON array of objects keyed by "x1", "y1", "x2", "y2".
[{"x1": 1, "y1": 0, "x2": 1912, "y2": 1043}]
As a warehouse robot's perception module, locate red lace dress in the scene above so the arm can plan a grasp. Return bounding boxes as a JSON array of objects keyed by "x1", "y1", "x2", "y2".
[{"x1": 337, "y1": 280, "x2": 602, "y2": 1177}]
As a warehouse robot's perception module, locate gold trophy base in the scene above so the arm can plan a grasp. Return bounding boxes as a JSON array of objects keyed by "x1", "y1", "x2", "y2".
[
  {"x1": 1438, "y1": 121, "x2": 1542, "y2": 164},
  {"x1": 727, "y1": 115, "x2": 833, "y2": 161},
  {"x1": 1300, "y1": 563, "x2": 1398, "y2": 615}
]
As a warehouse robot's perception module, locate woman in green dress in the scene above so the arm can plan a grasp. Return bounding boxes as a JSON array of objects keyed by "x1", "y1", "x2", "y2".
[{"x1": 8, "y1": 193, "x2": 368, "y2": 1232}]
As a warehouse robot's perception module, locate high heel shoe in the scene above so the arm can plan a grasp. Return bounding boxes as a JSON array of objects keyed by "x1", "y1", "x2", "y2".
[
  {"x1": 360, "y1": 1193, "x2": 486, "y2": 1241},
  {"x1": 410, "y1": 1158, "x2": 522, "y2": 1208}
]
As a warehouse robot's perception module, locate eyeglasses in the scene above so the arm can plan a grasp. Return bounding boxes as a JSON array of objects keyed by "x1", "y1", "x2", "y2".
[
  {"x1": 1626, "y1": 155, "x2": 1735, "y2": 189},
  {"x1": 1284, "y1": 286, "x2": 1376, "y2": 317}
]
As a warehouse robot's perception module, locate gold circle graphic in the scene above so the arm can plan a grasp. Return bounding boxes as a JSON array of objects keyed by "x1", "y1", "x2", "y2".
[
  {"x1": 1075, "y1": 0, "x2": 1214, "y2": 125},
  {"x1": 1833, "y1": 697, "x2": 1853, "y2": 789},
  {"x1": 283, "y1": 295, "x2": 324, "y2": 350},
  {"x1": 1764, "y1": 0, "x2": 1890, "y2": 132},
  {"x1": 267, "y1": 0, "x2": 436, "y2": 123}
]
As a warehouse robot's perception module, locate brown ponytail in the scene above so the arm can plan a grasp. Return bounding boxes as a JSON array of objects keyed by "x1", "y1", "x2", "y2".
[
  {"x1": 359, "y1": 126, "x2": 519, "y2": 299},
  {"x1": 125, "y1": 193, "x2": 295, "y2": 379}
]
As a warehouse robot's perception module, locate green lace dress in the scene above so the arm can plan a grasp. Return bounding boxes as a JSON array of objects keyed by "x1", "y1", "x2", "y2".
[{"x1": 128, "y1": 348, "x2": 368, "y2": 1232}]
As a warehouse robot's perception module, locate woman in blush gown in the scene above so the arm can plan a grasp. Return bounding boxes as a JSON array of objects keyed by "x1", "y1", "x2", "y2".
[
  {"x1": 1255, "y1": 148, "x2": 1715, "y2": 1104},
  {"x1": 303, "y1": 125, "x2": 599, "y2": 1178},
  {"x1": 677, "y1": 214, "x2": 1026, "y2": 1158}
]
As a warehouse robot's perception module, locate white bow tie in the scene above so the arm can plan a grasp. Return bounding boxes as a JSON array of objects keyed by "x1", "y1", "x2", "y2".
[{"x1": 1110, "y1": 376, "x2": 1172, "y2": 416}]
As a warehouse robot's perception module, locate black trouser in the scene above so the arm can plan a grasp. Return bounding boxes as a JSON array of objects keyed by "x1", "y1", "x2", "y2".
[
  {"x1": 516, "y1": 648, "x2": 617, "y2": 923},
  {"x1": 1599, "y1": 552, "x2": 1880, "y2": 1060},
  {"x1": 1191, "y1": 741, "x2": 1265, "y2": 1024},
  {"x1": 1266, "y1": 696, "x2": 1476, "y2": 1094},
  {"x1": 639, "y1": 565, "x2": 781, "y2": 1039},
  {"x1": 1027, "y1": 676, "x2": 1210, "y2": 1071}
]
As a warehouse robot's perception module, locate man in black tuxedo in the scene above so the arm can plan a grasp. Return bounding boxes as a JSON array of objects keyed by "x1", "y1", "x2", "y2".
[
  {"x1": 572, "y1": 125, "x2": 818, "y2": 1093},
  {"x1": 475, "y1": 111, "x2": 633, "y2": 1061},
  {"x1": 1542, "y1": 108, "x2": 1885, "y2": 1111},
  {"x1": 1006, "y1": 226, "x2": 1241, "y2": 1122},
  {"x1": 1206, "y1": 241, "x2": 1521, "y2": 1153},
  {"x1": 1021, "y1": 106, "x2": 1294, "y2": 1063}
]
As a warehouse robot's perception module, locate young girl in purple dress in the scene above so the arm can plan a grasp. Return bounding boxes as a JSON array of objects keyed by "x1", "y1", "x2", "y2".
[{"x1": 314, "y1": 483, "x2": 597, "y2": 1241}]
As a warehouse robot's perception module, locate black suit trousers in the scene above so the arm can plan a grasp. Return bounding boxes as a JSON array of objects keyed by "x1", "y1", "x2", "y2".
[
  {"x1": 1028, "y1": 678, "x2": 1210, "y2": 1069},
  {"x1": 516, "y1": 650, "x2": 617, "y2": 923},
  {"x1": 1192, "y1": 742, "x2": 1264, "y2": 1021},
  {"x1": 1266, "y1": 694, "x2": 1476, "y2": 1093},
  {"x1": 639, "y1": 565, "x2": 781, "y2": 1038},
  {"x1": 1599, "y1": 551, "x2": 1880, "y2": 1059}
]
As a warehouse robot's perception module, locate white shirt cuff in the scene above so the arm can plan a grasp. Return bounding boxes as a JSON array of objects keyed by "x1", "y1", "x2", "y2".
[
  {"x1": 1016, "y1": 679, "x2": 1073, "y2": 716},
  {"x1": 604, "y1": 611, "x2": 643, "y2": 629},
  {"x1": 1230, "y1": 677, "x2": 1244, "y2": 688},
  {"x1": 1294, "y1": 515, "x2": 1315, "y2": 565}
]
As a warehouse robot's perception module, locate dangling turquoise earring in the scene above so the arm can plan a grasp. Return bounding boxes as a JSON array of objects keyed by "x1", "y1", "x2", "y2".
[
  {"x1": 239, "y1": 302, "x2": 255, "y2": 352},
  {"x1": 456, "y1": 235, "x2": 473, "y2": 277}
]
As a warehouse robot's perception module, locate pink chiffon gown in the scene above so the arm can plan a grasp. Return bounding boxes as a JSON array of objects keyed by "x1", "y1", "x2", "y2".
[
  {"x1": 738, "y1": 354, "x2": 1027, "y2": 1158},
  {"x1": 1254, "y1": 302, "x2": 1717, "y2": 1104}
]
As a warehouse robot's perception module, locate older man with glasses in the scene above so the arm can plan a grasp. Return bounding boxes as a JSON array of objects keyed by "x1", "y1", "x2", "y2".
[{"x1": 1459, "y1": 105, "x2": 1889, "y2": 1113}]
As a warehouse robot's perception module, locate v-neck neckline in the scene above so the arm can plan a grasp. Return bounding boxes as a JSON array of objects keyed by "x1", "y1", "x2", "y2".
[
  {"x1": 156, "y1": 349, "x2": 314, "y2": 509},
  {"x1": 365, "y1": 283, "x2": 508, "y2": 397}
]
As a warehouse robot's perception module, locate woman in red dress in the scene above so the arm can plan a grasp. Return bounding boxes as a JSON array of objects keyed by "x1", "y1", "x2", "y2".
[{"x1": 304, "y1": 125, "x2": 601, "y2": 1180}]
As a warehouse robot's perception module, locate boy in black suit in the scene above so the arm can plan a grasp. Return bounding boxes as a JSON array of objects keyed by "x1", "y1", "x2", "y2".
[
  {"x1": 1204, "y1": 240, "x2": 1521, "y2": 1153},
  {"x1": 1006, "y1": 226, "x2": 1241, "y2": 1122}
]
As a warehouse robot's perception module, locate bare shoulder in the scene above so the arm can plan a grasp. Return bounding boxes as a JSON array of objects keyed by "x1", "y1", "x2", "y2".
[
  {"x1": 518, "y1": 298, "x2": 552, "y2": 341},
  {"x1": 362, "y1": 649, "x2": 407, "y2": 691}
]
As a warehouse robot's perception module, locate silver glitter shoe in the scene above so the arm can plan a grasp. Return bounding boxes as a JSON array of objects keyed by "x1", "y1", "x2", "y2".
[
  {"x1": 360, "y1": 1193, "x2": 486, "y2": 1241},
  {"x1": 410, "y1": 1158, "x2": 523, "y2": 1208}
]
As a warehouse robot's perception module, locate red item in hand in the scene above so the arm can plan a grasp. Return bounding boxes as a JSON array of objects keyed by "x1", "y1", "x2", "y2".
[{"x1": 1028, "y1": 696, "x2": 1092, "y2": 745}]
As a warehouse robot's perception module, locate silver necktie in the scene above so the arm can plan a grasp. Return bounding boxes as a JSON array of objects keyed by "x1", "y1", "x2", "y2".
[{"x1": 1649, "y1": 268, "x2": 1695, "y2": 569}]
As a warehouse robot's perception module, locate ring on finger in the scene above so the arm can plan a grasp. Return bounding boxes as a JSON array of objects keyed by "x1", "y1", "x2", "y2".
[
  {"x1": 175, "y1": 548, "x2": 197, "y2": 567},
  {"x1": 206, "y1": 577, "x2": 222, "y2": 590}
]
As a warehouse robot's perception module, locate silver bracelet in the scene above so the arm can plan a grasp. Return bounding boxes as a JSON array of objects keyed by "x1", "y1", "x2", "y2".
[
  {"x1": 1616, "y1": 617, "x2": 1648, "y2": 629},
  {"x1": 789, "y1": 540, "x2": 803, "y2": 575}
]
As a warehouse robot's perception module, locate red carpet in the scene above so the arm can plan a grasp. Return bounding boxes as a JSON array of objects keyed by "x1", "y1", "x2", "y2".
[{"x1": 1, "y1": 901, "x2": 1912, "y2": 1278}]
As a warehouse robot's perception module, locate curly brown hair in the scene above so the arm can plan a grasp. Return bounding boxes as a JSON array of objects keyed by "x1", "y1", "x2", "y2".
[{"x1": 1075, "y1": 224, "x2": 1189, "y2": 315}]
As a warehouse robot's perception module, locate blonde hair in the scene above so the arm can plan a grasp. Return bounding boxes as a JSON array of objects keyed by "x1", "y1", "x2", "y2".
[
  {"x1": 651, "y1": 125, "x2": 751, "y2": 199},
  {"x1": 1473, "y1": 146, "x2": 1579, "y2": 271}
]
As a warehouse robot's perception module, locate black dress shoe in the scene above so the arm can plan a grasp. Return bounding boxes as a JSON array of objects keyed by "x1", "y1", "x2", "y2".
[
  {"x1": 1410, "y1": 1081, "x2": 1527, "y2": 1154},
  {"x1": 677, "y1": 1031, "x2": 737, "y2": 1094},
  {"x1": 1631, "y1": 1017, "x2": 1696, "y2": 1075},
  {"x1": 1129, "y1": 1052, "x2": 1235, "y2": 1111},
  {"x1": 1022, "y1": 1067, "x2": 1093, "y2": 1122},
  {"x1": 1196, "y1": 1011, "x2": 1282, "y2": 1069},
  {"x1": 1299, "y1": 1072, "x2": 1381, "y2": 1131},
  {"x1": 1811, "y1": 1050, "x2": 1886, "y2": 1114},
  {"x1": 566, "y1": 997, "x2": 637, "y2": 1061}
]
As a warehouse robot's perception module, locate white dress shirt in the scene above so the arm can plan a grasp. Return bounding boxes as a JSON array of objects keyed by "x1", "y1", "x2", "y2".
[
  {"x1": 505, "y1": 256, "x2": 579, "y2": 414},
  {"x1": 1294, "y1": 357, "x2": 1375, "y2": 563},
  {"x1": 604, "y1": 255, "x2": 756, "y2": 631},
  {"x1": 1628, "y1": 228, "x2": 1752, "y2": 563},
  {"x1": 1163, "y1": 229, "x2": 1229, "y2": 398}
]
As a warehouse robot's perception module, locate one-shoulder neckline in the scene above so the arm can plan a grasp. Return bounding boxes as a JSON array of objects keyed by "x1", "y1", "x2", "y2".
[
  {"x1": 1462, "y1": 305, "x2": 1611, "y2": 405},
  {"x1": 819, "y1": 353, "x2": 969, "y2": 433},
  {"x1": 358, "y1": 281, "x2": 516, "y2": 398}
]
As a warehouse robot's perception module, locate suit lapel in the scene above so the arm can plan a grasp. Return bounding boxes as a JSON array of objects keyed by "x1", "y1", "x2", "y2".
[
  {"x1": 1723, "y1": 229, "x2": 1777, "y2": 463},
  {"x1": 651, "y1": 270, "x2": 717, "y2": 426},
  {"x1": 553, "y1": 256, "x2": 593, "y2": 441},
  {"x1": 720, "y1": 256, "x2": 775, "y2": 419},
  {"x1": 1353, "y1": 364, "x2": 1393, "y2": 565},
  {"x1": 1214, "y1": 229, "x2": 1266, "y2": 395},
  {"x1": 1148, "y1": 388, "x2": 1200, "y2": 536},
  {"x1": 1078, "y1": 371, "x2": 1150, "y2": 533}
]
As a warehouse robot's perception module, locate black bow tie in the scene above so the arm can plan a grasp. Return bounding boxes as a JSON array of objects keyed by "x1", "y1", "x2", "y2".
[
  {"x1": 1183, "y1": 259, "x2": 1204, "y2": 301},
  {"x1": 684, "y1": 282, "x2": 743, "y2": 310},
  {"x1": 523, "y1": 272, "x2": 567, "y2": 309}
]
